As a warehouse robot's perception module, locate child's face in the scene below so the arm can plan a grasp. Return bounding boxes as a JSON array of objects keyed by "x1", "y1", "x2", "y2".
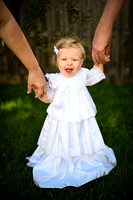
[{"x1": 57, "y1": 47, "x2": 83, "y2": 78}]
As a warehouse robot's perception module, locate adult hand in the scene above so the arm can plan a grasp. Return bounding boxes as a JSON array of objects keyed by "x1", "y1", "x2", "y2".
[
  {"x1": 27, "y1": 66, "x2": 47, "y2": 98},
  {"x1": 92, "y1": 0, "x2": 125, "y2": 66},
  {"x1": 92, "y1": 22, "x2": 111, "y2": 66}
]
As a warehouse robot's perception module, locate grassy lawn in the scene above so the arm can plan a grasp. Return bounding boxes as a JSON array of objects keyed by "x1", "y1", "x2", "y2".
[{"x1": 0, "y1": 84, "x2": 133, "y2": 200}]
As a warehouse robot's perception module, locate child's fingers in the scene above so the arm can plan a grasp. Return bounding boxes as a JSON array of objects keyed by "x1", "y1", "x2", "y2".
[{"x1": 105, "y1": 55, "x2": 110, "y2": 62}]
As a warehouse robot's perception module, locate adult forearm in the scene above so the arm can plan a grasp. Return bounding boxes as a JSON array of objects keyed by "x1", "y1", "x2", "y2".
[
  {"x1": 99, "y1": 0, "x2": 126, "y2": 30},
  {"x1": 0, "y1": 0, "x2": 39, "y2": 71}
]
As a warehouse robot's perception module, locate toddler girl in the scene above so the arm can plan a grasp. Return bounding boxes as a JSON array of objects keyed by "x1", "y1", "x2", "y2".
[{"x1": 27, "y1": 38, "x2": 117, "y2": 188}]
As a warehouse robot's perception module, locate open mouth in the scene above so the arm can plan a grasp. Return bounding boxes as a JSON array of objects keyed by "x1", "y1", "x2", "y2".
[{"x1": 65, "y1": 68, "x2": 73, "y2": 73}]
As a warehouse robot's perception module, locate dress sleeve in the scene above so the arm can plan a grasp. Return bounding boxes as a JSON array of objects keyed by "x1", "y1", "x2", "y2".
[
  {"x1": 85, "y1": 66, "x2": 106, "y2": 86},
  {"x1": 45, "y1": 73, "x2": 58, "y2": 102}
]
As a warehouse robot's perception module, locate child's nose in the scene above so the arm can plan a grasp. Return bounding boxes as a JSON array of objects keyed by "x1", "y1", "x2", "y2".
[{"x1": 67, "y1": 59, "x2": 72, "y2": 65}]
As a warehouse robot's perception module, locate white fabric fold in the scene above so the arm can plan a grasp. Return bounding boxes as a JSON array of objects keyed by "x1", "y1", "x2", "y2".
[{"x1": 27, "y1": 116, "x2": 117, "y2": 188}]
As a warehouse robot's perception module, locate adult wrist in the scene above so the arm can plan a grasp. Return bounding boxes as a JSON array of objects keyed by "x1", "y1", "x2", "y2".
[
  {"x1": 27, "y1": 63, "x2": 41, "y2": 73},
  {"x1": 98, "y1": 19, "x2": 113, "y2": 33}
]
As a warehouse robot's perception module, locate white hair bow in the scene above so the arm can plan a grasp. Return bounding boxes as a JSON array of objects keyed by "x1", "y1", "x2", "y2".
[{"x1": 54, "y1": 46, "x2": 59, "y2": 55}]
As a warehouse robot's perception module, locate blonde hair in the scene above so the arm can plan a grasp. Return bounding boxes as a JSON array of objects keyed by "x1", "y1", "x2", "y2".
[{"x1": 51, "y1": 37, "x2": 86, "y2": 66}]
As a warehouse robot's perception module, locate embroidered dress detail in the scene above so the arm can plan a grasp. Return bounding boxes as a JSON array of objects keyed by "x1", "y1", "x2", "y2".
[{"x1": 27, "y1": 66, "x2": 117, "y2": 189}]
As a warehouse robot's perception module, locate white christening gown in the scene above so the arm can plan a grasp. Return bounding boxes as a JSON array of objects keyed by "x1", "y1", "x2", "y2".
[{"x1": 27, "y1": 66, "x2": 117, "y2": 188}]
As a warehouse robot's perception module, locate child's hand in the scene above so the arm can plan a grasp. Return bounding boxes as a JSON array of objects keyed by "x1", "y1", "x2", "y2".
[
  {"x1": 33, "y1": 86, "x2": 50, "y2": 103},
  {"x1": 38, "y1": 95, "x2": 50, "y2": 104}
]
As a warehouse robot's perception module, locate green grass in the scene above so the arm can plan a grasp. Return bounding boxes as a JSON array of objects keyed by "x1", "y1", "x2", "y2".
[{"x1": 0, "y1": 84, "x2": 133, "y2": 200}]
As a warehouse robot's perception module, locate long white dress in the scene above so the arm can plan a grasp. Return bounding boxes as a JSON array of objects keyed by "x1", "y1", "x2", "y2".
[{"x1": 27, "y1": 66, "x2": 117, "y2": 188}]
